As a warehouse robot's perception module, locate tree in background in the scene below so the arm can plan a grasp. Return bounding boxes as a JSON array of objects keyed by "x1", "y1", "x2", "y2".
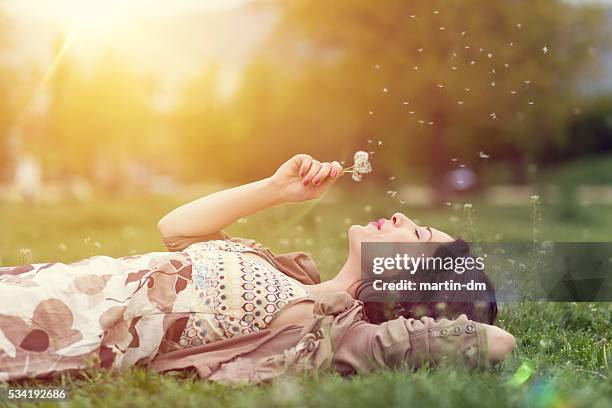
[{"x1": 223, "y1": 0, "x2": 609, "y2": 202}]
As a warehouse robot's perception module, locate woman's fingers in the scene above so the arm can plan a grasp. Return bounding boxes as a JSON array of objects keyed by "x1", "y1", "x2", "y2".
[
  {"x1": 330, "y1": 161, "x2": 342, "y2": 178},
  {"x1": 297, "y1": 154, "x2": 313, "y2": 177},
  {"x1": 312, "y1": 162, "x2": 332, "y2": 186},
  {"x1": 303, "y1": 160, "x2": 322, "y2": 185}
]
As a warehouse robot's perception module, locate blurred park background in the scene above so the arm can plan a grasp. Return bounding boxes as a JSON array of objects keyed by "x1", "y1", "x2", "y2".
[{"x1": 1, "y1": 0, "x2": 612, "y2": 268}]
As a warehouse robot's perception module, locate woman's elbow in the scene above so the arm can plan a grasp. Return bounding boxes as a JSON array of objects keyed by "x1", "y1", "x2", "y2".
[
  {"x1": 486, "y1": 325, "x2": 516, "y2": 363},
  {"x1": 157, "y1": 216, "x2": 173, "y2": 238}
]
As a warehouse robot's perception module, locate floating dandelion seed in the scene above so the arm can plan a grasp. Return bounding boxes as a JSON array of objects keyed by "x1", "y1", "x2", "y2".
[
  {"x1": 383, "y1": 87, "x2": 388, "y2": 93},
  {"x1": 508, "y1": 42, "x2": 514, "y2": 47},
  {"x1": 437, "y1": 84, "x2": 444, "y2": 88},
  {"x1": 464, "y1": 203, "x2": 473, "y2": 209},
  {"x1": 491, "y1": 68, "x2": 496, "y2": 74},
  {"x1": 400, "y1": 200, "x2": 406, "y2": 205},
  {"x1": 511, "y1": 90, "x2": 517, "y2": 94},
  {"x1": 451, "y1": 66, "x2": 458, "y2": 70},
  {"x1": 487, "y1": 53, "x2": 493, "y2": 58},
  {"x1": 445, "y1": 202, "x2": 452, "y2": 207},
  {"x1": 465, "y1": 88, "x2": 471, "y2": 92},
  {"x1": 378, "y1": 140, "x2": 383, "y2": 146},
  {"x1": 418, "y1": 120, "x2": 425, "y2": 124},
  {"x1": 461, "y1": 31, "x2": 467, "y2": 36},
  {"x1": 490, "y1": 82, "x2": 496, "y2": 87},
  {"x1": 410, "y1": 15, "x2": 416, "y2": 18},
  {"x1": 94, "y1": 241, "x2": 101, "y2": 249},
  {"x1": 504, "y1": 63, "x2": 510, "y2": 68},
  {"x1": 364, "y1": 205, "x2": 372, "y2": 213},
  {"x1": 408, "y1": 111, "x2": 415, "y2": 114},
  {"x1": 465, "y1": 45, "x2": 471, "y2": 49},
  {"x1": 428, "y1": 121, "x2": 434, "y2": 126},
  {"x1": 374, "y1": 64, "x2": 380, "y2": 70},
  {"x1": 413, "y1": 66, "x2": 419, "y2": 71},
  {"x1": 417, "y1": 47, "x2": 424, "y2": 52},
  {"x1": 342, "y1": 151, "x2": 373, "y2": 182},
  {"x1": 470, "y1": 60, "x2": 476, "y2": 65},
  {"x1": 367, "y1": 139, "x2": 373, "y2": 145},
  {"x1": 479, "y1": 151, "x2": 491, "y2": 159},
  {"x1": 452, "y1": 52, "x2": 458, "y2": 58},
  {"x1": 457, "y1": 101, "x2": 464, "y2": 105},
  {"x1": 451, "y1": 158, "x2": 458, "y2": 162},
  {"x1": 58, "y1": 243, "x2": 67, "y2": 252},
  {"x1": 516, "y1": 23, "x2": 522, "y2": 28},
  {"x1": 369, "y1": 110, "x2": 374, "y2": 115},
  {"x1": 528, "y1": 101, "x2": 535, "y2": 105},
  {"x1": 387, "y1": 191, "x2": 398, "y2": 197},
  {"x1": 439, "y1": 27, "x2": 446, "y2": 30},
  {"x1": 433, "y1": 10, "x2": 439, "y2": 14},
  {"x1": 524, "y1": 80, "x2": 531, "y2": 85},
  {"x1": 389, "y1": 176, "x2": 396, "y2": 181},
  {"x1": 402, "y1": 101, "x2": 409, "y2": 105},
  {"x1": 459, "y1": 164, "x2": 466, "y2": 168},
  {"x1": 543, "y1": 45, "x2": 549, "y2": 54},
  {"x1": 490, "y1": 112, "x2": 497, "y2": 119}
]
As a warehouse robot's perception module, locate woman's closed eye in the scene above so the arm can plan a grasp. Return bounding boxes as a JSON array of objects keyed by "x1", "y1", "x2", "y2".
[{"x1": 415, "y1": 226, "x2": 433, "y2": 241}]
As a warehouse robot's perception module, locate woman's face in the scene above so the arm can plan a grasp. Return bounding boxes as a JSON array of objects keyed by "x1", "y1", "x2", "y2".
[{"x1": 348, "y1": 212, "x2": 453, "y2": 255}]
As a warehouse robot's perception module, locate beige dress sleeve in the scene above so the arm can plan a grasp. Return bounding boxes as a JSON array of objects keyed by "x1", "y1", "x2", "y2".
[
  {"x1": 161, "y1": 231, "x2": 321, "y2": 285},
  {"x1": 334, "y1": 313, "x2": 489, "y2": 373}
]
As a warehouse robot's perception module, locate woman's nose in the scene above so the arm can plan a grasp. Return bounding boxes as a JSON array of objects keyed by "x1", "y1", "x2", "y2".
[{"x1": 391, "y1": 213, "x2": 416, "y2": 228}]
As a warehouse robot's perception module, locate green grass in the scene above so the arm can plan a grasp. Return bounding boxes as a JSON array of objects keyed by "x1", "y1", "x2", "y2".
[{"x1": 0, "y1": 192, "x2": 610, "y2": 407}]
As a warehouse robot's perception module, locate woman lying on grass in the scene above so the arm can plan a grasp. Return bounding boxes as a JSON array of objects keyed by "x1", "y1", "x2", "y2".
[{"x1": 0, "y1": 154, "x2": 515, "y2": 383}]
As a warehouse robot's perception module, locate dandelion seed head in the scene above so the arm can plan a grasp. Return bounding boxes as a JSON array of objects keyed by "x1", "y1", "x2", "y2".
[{"x1": 464, "y1": 203, "x2": 473, "y2": 209}]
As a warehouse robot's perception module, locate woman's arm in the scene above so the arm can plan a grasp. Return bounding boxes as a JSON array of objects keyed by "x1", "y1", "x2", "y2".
[{"x1": 157, "y1": 154, "x2": 343, "y2": 239}]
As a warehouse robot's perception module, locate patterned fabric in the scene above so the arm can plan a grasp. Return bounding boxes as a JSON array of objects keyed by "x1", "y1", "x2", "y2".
[
  {"x1": 0, "y1": 240, "x2": 312, "y2": 381},
  {"x1": 178, "y1": 240, "x2": 312, "y2": 347}
]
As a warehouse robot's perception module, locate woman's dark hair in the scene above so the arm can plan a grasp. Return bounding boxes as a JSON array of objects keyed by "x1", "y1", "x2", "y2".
[{"x1": 353, "y1": 239, "x2": 498, "y2": 325}]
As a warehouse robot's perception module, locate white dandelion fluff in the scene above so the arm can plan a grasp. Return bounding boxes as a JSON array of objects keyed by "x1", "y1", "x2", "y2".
[{"x1": 342, "y1": 151, "x2": 373, "y2": 182}]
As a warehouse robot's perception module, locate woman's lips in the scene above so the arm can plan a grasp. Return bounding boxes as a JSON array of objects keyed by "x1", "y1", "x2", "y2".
[{"x1": 369, "y1": 218, "x2": 386, "y2": 230}]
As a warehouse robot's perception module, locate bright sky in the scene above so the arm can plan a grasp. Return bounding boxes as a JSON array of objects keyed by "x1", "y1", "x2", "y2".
[{"x1": 5, "y1": 0, "x2": 252, "y2": 21}]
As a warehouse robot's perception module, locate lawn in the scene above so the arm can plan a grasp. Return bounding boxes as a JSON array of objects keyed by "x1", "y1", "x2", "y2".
[{"x1": 0, "y1": 192, "x2": 610, "y2": 407}]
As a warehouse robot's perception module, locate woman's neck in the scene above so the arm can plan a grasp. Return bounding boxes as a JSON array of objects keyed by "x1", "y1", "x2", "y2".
[{"x1": 308, "y1": 256, "x2": 361, "y2": 297}]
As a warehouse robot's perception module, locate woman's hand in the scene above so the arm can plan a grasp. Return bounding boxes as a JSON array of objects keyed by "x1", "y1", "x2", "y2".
[{"x1": 270, "y1": 154, "x2": 343, "y2": 202}]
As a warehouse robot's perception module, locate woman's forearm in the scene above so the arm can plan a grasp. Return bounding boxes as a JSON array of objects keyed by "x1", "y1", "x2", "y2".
[{"x1": 158, "y1": 177, "x2": 284, "y2": 238}]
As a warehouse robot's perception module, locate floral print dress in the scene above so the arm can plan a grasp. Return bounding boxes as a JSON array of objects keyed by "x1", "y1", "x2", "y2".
[{"x1": 0, "y1": 240, "x2": 312, "y2": 381}]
